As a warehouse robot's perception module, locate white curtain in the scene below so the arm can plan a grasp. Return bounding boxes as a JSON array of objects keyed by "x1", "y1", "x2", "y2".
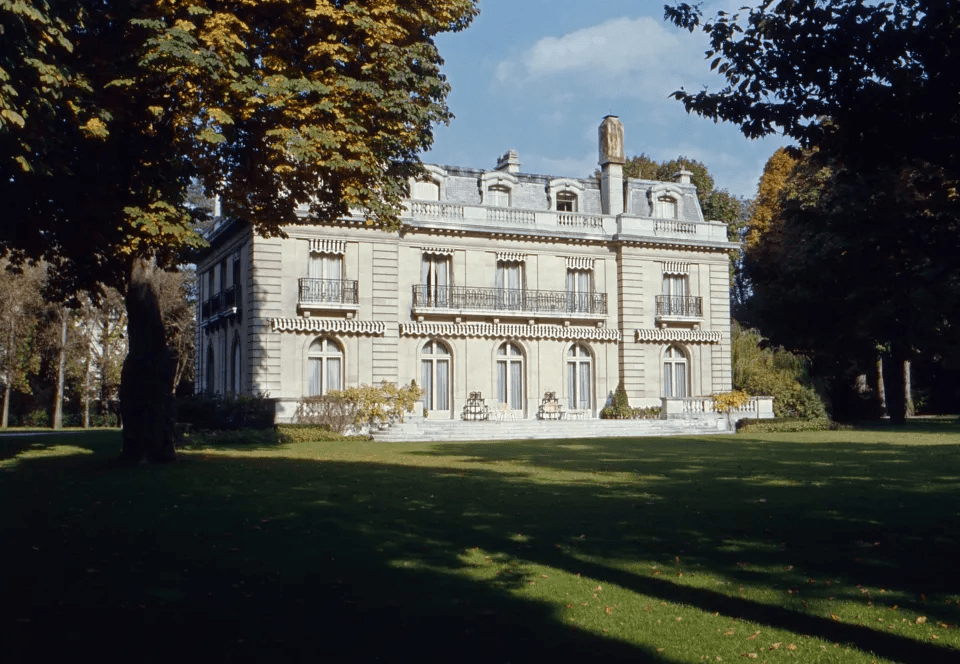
[
  {"x1": 327, "y1": 357, "x2": 341, "y2": 391},
  {"x1": 663, "y1": 361, "x2": 673, "y2": 398},
  {"x1": 308, "y1": 358, "x2": 322, "y2": 396},
  {"x1": 497, "y1": 361, "x2": 507, "y2": 405},
  {"x1": 421, "y1": 359, "x2": 433, "y2": 410},
  {"x1": 510, "y1": 360, "x2": 523, "y2": 410},
  {"x1": 578, "y1": 361, "x2": 591, "y2": 410},
  {"x1": 674, "y1": 362, "x2": 687, "y2": 398},
  {"x1": 567, "y1": 361, "x2": 577, "y2": 409},
  {"x1": 436, "y1": 360, "x2": 449, "y2": 410}
]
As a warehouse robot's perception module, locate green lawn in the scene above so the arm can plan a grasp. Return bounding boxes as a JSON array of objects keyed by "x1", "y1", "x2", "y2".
[{"x1": 2, "y1": 423, "x2": 960, "y2": 663}]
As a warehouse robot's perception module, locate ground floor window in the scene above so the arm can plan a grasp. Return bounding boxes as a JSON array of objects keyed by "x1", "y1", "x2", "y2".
[
  {"x1": 308, "y1": 338, "x2": 343, "y2": 396},
  {"x1": 567, "y1": 344, "x2": 592, "y2": 410},
  {"x1": 496, "y1": 342, "x2": 524, "y2": 410},
  {"x1": 230, "y1": 335, "x2": 241, "y2": 395},
  {"x1": 663, "y1": 345, "x2": 688, "y2": 397},
  {"x1": 205, "y1": 344, "x2": 215, "y2": 394},
  {"x1": 420, "y1": 340, "x2": 450, "y2": 411}
]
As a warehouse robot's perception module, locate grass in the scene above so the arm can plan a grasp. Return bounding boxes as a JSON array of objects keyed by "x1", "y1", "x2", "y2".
[{"x1": 2, "y1": 422, "x2": 960, "y2": 663}]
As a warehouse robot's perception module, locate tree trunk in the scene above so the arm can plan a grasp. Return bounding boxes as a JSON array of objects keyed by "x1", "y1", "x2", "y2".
[
  {"x1": 904, "y1": 359, "x2": 914, "y2": 416},
  {"x1": 883, "y1": 346, "x2": 908, "y2": 425},
  {"x1": 118, "y1": 257, "x2": 176, "y2": 463},
  {"x1": 2, "y1": 382, "x2": 10, "y2": 429},
  {"x1": 52, "y1": 309, "x2": 68, "y2": 430},
  {"x1": 876, "y1": 355, "x2": 887, "y2": 416},
  {"x1": 83, "y1": 349, "x2": 92, "y2": 430},
  {"x1": 3, "y1": 316, "x2": 12, "y2": 428}
]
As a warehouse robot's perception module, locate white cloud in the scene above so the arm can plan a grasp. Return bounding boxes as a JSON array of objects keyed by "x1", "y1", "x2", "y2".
[{"x1": 493, "y1": 16, "x2": 717, "y2": 103}]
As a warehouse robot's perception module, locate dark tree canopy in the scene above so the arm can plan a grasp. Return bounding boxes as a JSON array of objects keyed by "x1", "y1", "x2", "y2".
[
  {"x1": 665, "y1": 0, "x2": 960, "y2": 421},
  {"x1": 1, "y1": 0, "x2": 478, "y2": 459}
]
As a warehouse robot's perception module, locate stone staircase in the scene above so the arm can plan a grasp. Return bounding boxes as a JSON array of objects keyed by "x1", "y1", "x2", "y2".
[{"x1": 371, "y1": 416, "x2": 728, "y2": 443}]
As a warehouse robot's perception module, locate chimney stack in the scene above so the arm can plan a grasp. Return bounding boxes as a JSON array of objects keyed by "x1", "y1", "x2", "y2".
[
  {"x1": 495, "y1": 150, "x2": 520, "y2": 174},
  {"x1": 599, "y1": 116, "x2": 625, "y2": 215}
]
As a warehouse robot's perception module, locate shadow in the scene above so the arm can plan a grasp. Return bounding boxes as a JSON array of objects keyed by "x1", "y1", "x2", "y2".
[{"x1": 2, "y1": 432, "x2": 959, "y2": 662}]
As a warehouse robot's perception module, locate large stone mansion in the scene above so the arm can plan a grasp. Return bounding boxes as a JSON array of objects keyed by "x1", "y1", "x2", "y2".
[{"x1": 196, "y1": 116, "x2": 740, "y2": 423}]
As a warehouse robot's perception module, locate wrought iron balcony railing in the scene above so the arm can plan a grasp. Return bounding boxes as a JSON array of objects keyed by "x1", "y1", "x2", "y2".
[
  {"x1": 413, "y1": 285, "x2": 607, "y2": 315},
  {"x1": 655, "y1": 295, "x2": 702, "y2": 318},
  {"x1": 201, "y1": 286, "x2": 240, "y2": 320},
  {"x1": 299, "y1": 278, "x2": 359, "y2": 305}
]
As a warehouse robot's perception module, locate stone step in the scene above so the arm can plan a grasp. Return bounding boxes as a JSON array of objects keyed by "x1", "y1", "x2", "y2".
[{"x1": 371, "y1": 417, "x2": 727, "y2": 442}]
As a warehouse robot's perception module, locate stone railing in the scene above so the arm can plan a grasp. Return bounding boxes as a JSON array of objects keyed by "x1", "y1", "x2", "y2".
[
  {"x1": 661, "y1": 396, "x2": 775, "y2": 421},
  {"x1": 403, "y1": 201, "x2": 734, "y2": 245}
]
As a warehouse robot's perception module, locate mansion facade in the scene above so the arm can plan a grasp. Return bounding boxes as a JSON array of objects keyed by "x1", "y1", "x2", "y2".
[{"x1": 196, "y1": 117, "x2": 738, "y2": 422}]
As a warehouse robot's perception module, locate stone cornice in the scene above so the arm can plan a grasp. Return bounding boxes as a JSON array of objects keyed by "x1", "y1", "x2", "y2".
[
  {"x1": 635, "y1": 328, "x2": 722, "y2": 344},
  {"x1": 272, "y1": 318, "x2": 385, "y2": 335},
  {"x1": 401, "y1": 322, "x2": 620, "y2": 342}
]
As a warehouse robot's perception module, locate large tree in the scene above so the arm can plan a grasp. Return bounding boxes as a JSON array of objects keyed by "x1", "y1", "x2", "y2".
[
  {"x1": 1, "y1": 0, "x2": 478, "y2": 459},
  {"x1": 665, "y1": 0, "x2": 960, "y2": 422}
]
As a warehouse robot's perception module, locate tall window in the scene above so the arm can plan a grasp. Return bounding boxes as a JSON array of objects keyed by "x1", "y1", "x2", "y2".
[
  {"x1": 307, "y1": 338, "x2": 343, "y2": 396},
  {"x1": 658, "y1": 196, "x2": 678, "y2": 219},
  {"x1": 421, "y1": 254, "x2": 450, "y2": 307},
  {"x1": 496, "y1": 261, "x2": 524, "y2": 310},
  {"x1": 230, "y1": 335, "x2": 241, "y2": 395},
  {"x1": 308, "y1": 254, "x2": 343, "y2": 302},
  {"x1": 566, "y1": 268, "x2": 592, "y2": 312},
  {"x1": 487, "y1": 184, "x2": 510, "y2": 207},
  {"x1": 205, "y1": 344, "x2": 215, "y2": 394},
  {"x1": 420, "y1": 341, "x2": 451, "y2": 412},
  {"x1": 567, "y1": 344, "x2": 592, "y2": 411},
  {"x1": 663, "y1": 345, "x2": 688, "y2": 398},
  {"x1": 411, "y1": 179, "x2": 440, "y2": 200},
  {"x1": 661, "y1": 274, "x2": 689, "y2": 316},
  {"x1": 556, "y1": 191, "x2": 578, "y2": 212},
  {"x1": 496, "y1": 342, "x2": 524, "y2": 410}
]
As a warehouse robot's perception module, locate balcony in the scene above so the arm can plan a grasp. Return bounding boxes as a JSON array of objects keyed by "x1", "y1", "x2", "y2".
[
  {"x1": 412, "y1": 285, "x2": 607, "y2": 320},
  {"x1": 298, "y1": 278, "x2": 360, "y2": 314},
  {"x1": 655, "y1": 295, "x2": 702, "y2": 324},
  {"x1": 201, "y1": 286, "x2": 241, "y2": 327}
]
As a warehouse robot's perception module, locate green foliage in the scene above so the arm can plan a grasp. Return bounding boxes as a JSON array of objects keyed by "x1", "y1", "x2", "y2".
[
  {"x1": 736, "y1": 418, "x2": 850, "y2": 434},
  {"x1": 176, "y1": 393, "x2": 276, "y2": 431},
  {"x1": 276, "y1": 424, "x2": 370, "y2": 444},
  {"x1": 296, "y1": 381, "x2": 423, "y2": 433},
  {"x1": 732, "y1": 322, "x2": 828, "y2": 419},
  {"x1": 599, "y1": 382, "x2": 632, "y2": 419},
  {"x1": 179, "y1": 428, "x2": 281, "y2": 448}
]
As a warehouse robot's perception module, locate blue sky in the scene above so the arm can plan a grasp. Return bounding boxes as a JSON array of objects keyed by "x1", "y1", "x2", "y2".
[{"x1": 425, "y1": 0, "x2": 790, "y2": 200}]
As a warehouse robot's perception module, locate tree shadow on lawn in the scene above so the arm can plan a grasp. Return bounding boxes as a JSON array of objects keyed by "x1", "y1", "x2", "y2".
[{"x1": 2, "y1": 435, "x2": 960, "y2": 662}]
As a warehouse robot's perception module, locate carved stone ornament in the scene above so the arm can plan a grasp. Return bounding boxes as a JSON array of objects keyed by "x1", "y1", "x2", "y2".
[{"x1": 599, "y1": 115, "x2": 625, "y2": 166}]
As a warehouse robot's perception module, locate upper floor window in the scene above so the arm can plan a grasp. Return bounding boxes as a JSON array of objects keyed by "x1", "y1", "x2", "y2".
[
  {"x1": 420, "y1": 253, "x2": 451, "y2": 306},
  {"x1": 662, "y1": 273, "x2": 687, "y2": 298},
  {"x1": 411, "y1": 179, "x2": 440, "y2": 201},
  {"x1": 487, "y1": 184, "x2": 510, "y2": 208},
  {"x1": 658, "y1": 196, "x2": 678, "y2": 219},
  {"x1": 556, "y1": 191, "x2": 578, "y2": 212},
  {"x1": 307, "y1": 338, "x2": 343, "y2": 396},
  {"x1": 309, "y1": 253, "x2": 342, "y2": 281}
]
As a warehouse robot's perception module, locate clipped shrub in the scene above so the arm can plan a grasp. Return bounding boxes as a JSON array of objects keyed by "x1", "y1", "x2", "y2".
[
  {"x1": 294, "y1": 381, "x2": 423, "y2": 433},
  {"x1": 176, "y1": 392, "x2": 276, "y2": 430},
  {"x1": 179, "y1": 428, "x2": 281, "y2": 448},
  {"x1": 277, "y1": 424, "x2": 372, "y2": 444},
  {"x1": 736, "y1": 417, "x2": 851, "y2": 434},
  {"x1": 600, "y1": 383, "x2": 633, "y2": 419}
]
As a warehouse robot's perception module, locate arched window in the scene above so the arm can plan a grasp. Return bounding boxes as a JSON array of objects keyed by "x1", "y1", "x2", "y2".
[
  {"x1": 420, "y1": 341, "x2": 451, "y2": 412},
  {"x1": 567, "y1": 344, "x2": 592, "y2": 411},
  {"x1": 658, "y1": 196, "x2": 678, "y2": 219},
  {"x1": 307, "y1": 338, "x2": 343, "y2": 396},
  {"x1": 487, "y1": 184, "x2": 510, "y2": 207},
  {"x1": 230, "y1": 335, "x2": 241, "y2": 395},
  {"x1": 663, "y1": 345, "x2": 688, "y2": 398},
  {"x1": 205, "y1": 344, "x2": 216, "y2": 395},
  {"x1": 411, "y1": 178, "x2": 440, "y2": 201},
  {"x1": 496, "y1": 342, "x2": 524, "y2": 411},
  {"x1": 556, "y1": 191, "x2": 578, "y2": 212}
]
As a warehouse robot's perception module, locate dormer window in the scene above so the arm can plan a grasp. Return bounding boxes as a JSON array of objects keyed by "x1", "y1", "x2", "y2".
[
  {"x1": 658, "y1": 196, "x2": 678, "y2": 219},
  {"x1": 488, "y1": 184, "x2": 510, "y2": 207},
  {"x1": 411, "y1": 178, "x2": 440, "y2": 201},
  {"x1": 556, "y1": 191, "x2": 578, "y2": 212}
]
